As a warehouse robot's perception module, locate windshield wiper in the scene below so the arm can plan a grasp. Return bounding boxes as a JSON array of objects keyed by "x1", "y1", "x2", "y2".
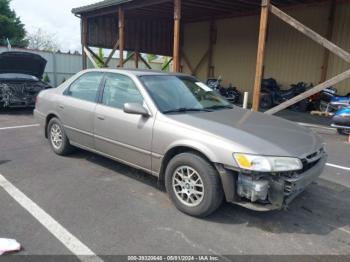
[
  {"x1": 205, "y1": 105, "x2": 233, "y2": 110},
  {"x1": 162, "y1": 108, "x2": 211, "y2": 114}
]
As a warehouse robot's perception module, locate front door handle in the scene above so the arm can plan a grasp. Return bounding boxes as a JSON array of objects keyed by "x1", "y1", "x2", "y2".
[
  {"x1": 97, "y1": 115, "x2": 105, "y2": 120},
  {"x1": 58, "y1": 105, "x2": 64, "y2": 110}
]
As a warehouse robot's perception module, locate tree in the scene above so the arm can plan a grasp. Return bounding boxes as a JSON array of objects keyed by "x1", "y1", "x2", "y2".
[
  {"x1": 26, "y1": 28, "x2": 60, "y2": 52},
  {"x1": 0, "y1": 0, "x2": 28, "y2": 47}
]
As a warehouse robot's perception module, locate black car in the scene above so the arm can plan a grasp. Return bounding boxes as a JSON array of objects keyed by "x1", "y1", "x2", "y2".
[{"x1": 0, "y1": 51, "x2": 52, "y2": 108}]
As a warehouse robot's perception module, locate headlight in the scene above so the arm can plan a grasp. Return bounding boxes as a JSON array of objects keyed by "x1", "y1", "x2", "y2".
[{"x1": 233, "y1": 153, "x2": 303, "y2": 172}]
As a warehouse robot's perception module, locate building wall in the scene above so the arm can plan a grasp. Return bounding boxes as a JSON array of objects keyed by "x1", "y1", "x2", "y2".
[
  {"x1": 0, "y1": 47, "x2": 163, "y2": 87},
  {"x1": 182, "y1": 1, "x2": 350, "y2": 96}
]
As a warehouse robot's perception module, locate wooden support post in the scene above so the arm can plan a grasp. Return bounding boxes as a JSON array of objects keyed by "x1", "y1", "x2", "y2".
[
  {"x1": 105, "y1": 40, "x2": 120, "y2": 67},
  {"x1": 182, "y1": 52, "x2": 195, "y2": 75},
  {"x1": 123, "y1": 52, "x2": 135, "y2": 65},
  {"x1": 134, "y1": 51, "x2": 139, "y2": 68},
  {"x1": 118, "y1": 7, "x2": 125, "y2": 68},
  {"x1": 208, "y1": 20, "x2": 216, "y2": 78},
  {"x1": 162, "y1": 57, "x2": 173, "y2": 71},
  {"x1": 81, "y1": 17, "x2": 88, "y2": 70},
  {"x1": 320, "y1": 0, "x2": 336, "y2": 83},
  {"x1": 252, "y1": 0, "x2": 270, "y2": 112},
  {"x1": 266, "y1": 68, "x2": 350, "y2": 115},
  {"x1": 139, "y1": 54, "x2": 152, "y2": 69},
  {"x1": 173, "y1": 0, "x2": 181, "y2": 72}
]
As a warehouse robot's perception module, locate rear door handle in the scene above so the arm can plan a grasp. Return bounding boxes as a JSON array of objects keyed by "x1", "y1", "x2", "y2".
[
  {"x1": 58, "y1": 105, "x2": 64, "y2": 110},
  {"x1": 97, "y1": 115, "x2": 105, "y2": 120}
]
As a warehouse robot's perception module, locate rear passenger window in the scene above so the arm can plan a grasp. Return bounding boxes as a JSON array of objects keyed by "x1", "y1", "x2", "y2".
[
  {"x1": 66, "y1": 72, "x2": 103, "y2": 102},
  {"x1": 102, "y1": 73, "x2": 143, "y2": 109}
]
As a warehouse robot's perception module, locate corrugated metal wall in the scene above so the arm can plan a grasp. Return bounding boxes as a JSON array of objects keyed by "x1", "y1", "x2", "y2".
[
  {"x1": 183, "y1": 1, "x2": 350, "y2": 96},
  {"x1": 0, "y1": 47, "x2": 163, "y2": 87}
]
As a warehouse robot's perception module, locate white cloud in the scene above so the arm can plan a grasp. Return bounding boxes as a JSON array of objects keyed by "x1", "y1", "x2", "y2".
[{"x1": 10, "y1": 0, "x2": 97, "y2": 52}]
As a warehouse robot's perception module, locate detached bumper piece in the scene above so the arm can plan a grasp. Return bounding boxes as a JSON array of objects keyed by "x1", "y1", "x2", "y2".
[{"x1": 221, "y1": 152, "x2": 327, "y2": 211}]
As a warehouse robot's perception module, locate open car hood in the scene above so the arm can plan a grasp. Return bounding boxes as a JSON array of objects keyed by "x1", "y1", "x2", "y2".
[{"x1": 0, "y1": 52, "x2": 47, "y2": 79}]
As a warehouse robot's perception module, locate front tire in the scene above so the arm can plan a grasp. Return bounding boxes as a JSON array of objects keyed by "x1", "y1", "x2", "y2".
[
  {"x1": 165, "y1": 153, "x2": 223, "y2": 217},
  {"x1": 47, "y1": 118, "x2": 73, "y2": 155}
]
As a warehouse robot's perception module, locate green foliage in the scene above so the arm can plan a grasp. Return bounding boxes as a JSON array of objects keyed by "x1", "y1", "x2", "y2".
[
  {"x1": 146, "y1": 54, "x2": 157, "y2": 63},
  {"x1": 162, "y1": 57, "x2": 170, "y2": 71},
  {"x1": 0, "y1": 0, "x2": 28, "y2": 47},
  {"x1": 95, "y1": 48, "x2": 105, "y2": 68},
  {"x1": 43, "y1": 73, "x2": 50, "y2": 83}
]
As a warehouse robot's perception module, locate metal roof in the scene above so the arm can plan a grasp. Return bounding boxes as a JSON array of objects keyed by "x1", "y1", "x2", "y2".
[{"x1": 72, "y1": 0, "x2": 133, "y2": 15}]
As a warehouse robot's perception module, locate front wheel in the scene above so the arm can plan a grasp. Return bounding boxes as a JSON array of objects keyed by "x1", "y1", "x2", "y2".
[{"x1": 165, "y1": 153, "x2": 223, "y2": 217}]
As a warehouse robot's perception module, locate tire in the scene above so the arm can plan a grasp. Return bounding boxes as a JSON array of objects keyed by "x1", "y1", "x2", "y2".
[
  {"x1": 165, "y1": 153, "x2": 223, "y2": 217},
  {"x1": 47, "y1": 117, "x2": 74, "y2": 155},
  {"x1": 290, "y1": 99, "x2": 308, "y2": 112}
]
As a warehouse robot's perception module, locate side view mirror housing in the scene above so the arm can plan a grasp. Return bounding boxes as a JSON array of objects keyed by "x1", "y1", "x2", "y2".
[{"x1": 123, "y1": 103, "x2": 150, "y2": 116}]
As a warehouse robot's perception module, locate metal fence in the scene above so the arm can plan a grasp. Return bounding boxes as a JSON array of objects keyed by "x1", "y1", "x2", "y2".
[{"x1": 0, "y1": 46, "x2": 163, "y2": 87}]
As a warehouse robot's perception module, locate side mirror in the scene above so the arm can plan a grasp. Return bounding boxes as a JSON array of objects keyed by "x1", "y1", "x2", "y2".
[{"x1": 123, "y1": 103, "x2": 150, "y2": 116}]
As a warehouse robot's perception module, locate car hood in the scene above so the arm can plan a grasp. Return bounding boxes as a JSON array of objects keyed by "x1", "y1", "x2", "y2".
[
  {"x1": 0, "y1": 52, "x2": 47, "y2": 79},
  {"x1": 166, "y1": 107, "x2": 323, "y2": 157}
]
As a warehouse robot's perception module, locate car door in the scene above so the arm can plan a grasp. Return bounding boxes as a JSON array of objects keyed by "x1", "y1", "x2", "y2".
[
  {"x1": 94, "y1": 72, "x2": 154, "y2": 172},
  {"x1": 58, "y1": 71, "x2": 104, "y2": 149}
]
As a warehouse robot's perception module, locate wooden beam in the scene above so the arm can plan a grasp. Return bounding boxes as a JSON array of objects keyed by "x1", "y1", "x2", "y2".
[
  {"x1": 118, "y1": 7, "x2": 125, "y2": 68},
  {"x1": 252, "y1": 0, "x2": 270, "y2": 112},
  {"x1": 83, "y1": 46, "x2": 99, "y2": 68},
  {"x1": 134, "y1": 51, "x2": 139, "y2": 68},
  {"x1": 86, "y1": 46, "x2": 105, "y2": 67},
  {"x1": 270, "y1": 4, "x2": 350, "y2": 63},
  {"x1": 193, "y1": 50, "x2": 210, "y2": 75},
  {"x1": 123, "y1": 52, "x2": 135, "y2": 65},
  {"x1": 181, "y1": 52, "x2": 195, "y2": 75},
  {"x1": 105, "y1": 39, "x2": 120, "y2": 66},
  {"x1": 265, "y1": 68, "x2": 350, "y2": 115},
  {"x1": 162, "y1": 57, "x2": 173, "y2": 71},
  {"x1": 173, "y1": 0, "x2": 181, "y2": 72},
  {"x1": 320, "y1": 0, "x2": 336, "y2": 83},
  {"x1": 81, "y1": 17, "x2": 88, "y2": 70},
  {"x1": 138, "y1": 54, "x2": 152, "y2": 69},
  {"x1": 207, "y1": 20, "x2": 216, "y2": 78}
]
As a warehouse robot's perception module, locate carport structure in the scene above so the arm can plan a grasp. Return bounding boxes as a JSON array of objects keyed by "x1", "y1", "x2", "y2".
[{"x1": 72, "y1": 0, "x2": 350, "y2": 113}]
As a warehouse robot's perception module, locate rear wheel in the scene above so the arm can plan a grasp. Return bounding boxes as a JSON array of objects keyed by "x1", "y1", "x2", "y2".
[
  {"x1": 165, "y1": 153, "x2": 223, "y2": 217},
  {"x1": 47, "y1": 118, "x2": 73, "y2": 155}
]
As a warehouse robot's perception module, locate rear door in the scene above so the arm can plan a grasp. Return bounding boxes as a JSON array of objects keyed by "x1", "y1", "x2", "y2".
[
  {"x1": 94, "y1": 72, "x2": 154, "y2": 171},
  {"x1": 58, "y1": 71, "x2": 104, "y2": 149}
]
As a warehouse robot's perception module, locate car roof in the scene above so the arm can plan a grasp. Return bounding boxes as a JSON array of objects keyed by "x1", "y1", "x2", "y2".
[{"x1": 83, "y1": 68, "x2": 191, "y2": 77}]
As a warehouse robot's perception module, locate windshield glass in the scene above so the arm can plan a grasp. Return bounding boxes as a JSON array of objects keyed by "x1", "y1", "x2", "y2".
[
  {"x1": 0, "y1": 73, "x2": 38, "y2": 81},
  {"x1": 139, "y1": 75, "x2": 232, "y2": 113}
]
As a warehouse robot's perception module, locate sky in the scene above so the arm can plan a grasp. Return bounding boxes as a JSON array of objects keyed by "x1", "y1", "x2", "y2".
[{"x1": 10, "y1": 0, "x2": 98, "y2": 52}]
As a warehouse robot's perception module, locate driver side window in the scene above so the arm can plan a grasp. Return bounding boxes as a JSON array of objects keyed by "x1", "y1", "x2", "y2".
[{"x1": 102, "y1": 73, "x2": 144, "y2": 109}]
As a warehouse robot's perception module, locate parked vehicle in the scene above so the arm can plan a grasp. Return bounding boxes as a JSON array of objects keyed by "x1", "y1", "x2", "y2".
[
  {"x1": 319, "y1": 87, "x2": 350, "y2": 113},
  {"x1": 0, "y1": 52, "x2": 52, "y2": 108},
  {"x1": 259, "y1": 78, "x2": 309, "y2": 112},
  {"x1": 35, "y1": 69, "x2": 327, "y2": 217},
  {"x1": 207, "y1": 77, "x2": 241, "y2": 104},
  {"x1": 331, "y1": 106, "x2": 350, "y2": 135}
]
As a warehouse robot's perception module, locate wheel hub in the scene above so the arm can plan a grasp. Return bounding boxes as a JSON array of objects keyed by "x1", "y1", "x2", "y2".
[{"x1": 172, "y1": 166, "x2": 204, "y2": 207}]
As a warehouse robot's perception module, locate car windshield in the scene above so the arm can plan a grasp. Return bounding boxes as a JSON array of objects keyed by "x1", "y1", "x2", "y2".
[
  {"x1": 0, "y1": 73, "x2": 38, "y2": 81},
  {"x1": 139, "y1": 75, "x2": 232, "y2": 113}
]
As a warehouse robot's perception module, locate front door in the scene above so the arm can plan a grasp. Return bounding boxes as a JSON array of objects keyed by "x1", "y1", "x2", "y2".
[{"x1": 94, "y1": 73, "x2": 154, "y2": 171}]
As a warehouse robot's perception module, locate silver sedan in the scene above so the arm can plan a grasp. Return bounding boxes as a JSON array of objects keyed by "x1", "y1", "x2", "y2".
[{"x1": 34, "y1": 69, "x2": 327, "y2": 217}]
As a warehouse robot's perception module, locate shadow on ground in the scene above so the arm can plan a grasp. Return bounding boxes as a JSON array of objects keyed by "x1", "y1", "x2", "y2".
[
  {"x1": 0, "y1": 108, "x2": 34, "y2": 115},
  {"x1": 69, "y1": 148, "x2": 350, "y2": 238}
]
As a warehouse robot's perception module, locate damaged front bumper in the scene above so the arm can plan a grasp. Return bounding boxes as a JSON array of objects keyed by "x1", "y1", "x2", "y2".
[{"x1": 217, "y1": 153, "x2": 327, "y2": 211}]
